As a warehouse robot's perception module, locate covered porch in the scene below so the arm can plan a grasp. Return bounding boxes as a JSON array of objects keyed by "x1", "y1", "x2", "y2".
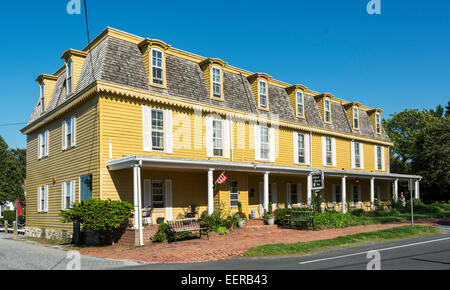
[{"x1": 106, "y1": 155, "x2": 422, "y2": 246}]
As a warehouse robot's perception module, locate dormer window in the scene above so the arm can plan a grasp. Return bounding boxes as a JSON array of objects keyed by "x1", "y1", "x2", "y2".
[
  {"x1": 324, "y1": 98, "x2": 331, "y2": 123},
  {"x1": 40, "y1": 83, "x2": 45, "y2": 113},
  {"x1": 375, "y1": 113, "x2": 381, "y2": 134},
  {"x1": 212, "y1": 66, "x2": 222, "y2": 99},
  {"x1": 259, "y1": 80, "x2": 268, "y2": 109},
  {"x1": 353, "y1": 107, "x2": 359, "y2": 129},
  {"x1": 66, "y1": 59, "x2": 73, "y2": 94},
  {"x1": 151, "y1": 48, "x2": 164, "y2": 85},
  {"x1": 296, "y1": 91, "x2": 304, "y2": 117}
]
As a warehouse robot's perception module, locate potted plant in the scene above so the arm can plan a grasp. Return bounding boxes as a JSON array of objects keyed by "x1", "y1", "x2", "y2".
[
  {"x1": 263, "y1": 203, "x2": 275, "y2": 225},
  {"x1": 233, "y1": 202, "x2": 247, "y2": 228}
]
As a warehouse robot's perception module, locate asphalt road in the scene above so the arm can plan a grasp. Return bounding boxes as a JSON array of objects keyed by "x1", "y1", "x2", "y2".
[
  {"x1": 119, "y1": 225, "x2": 450, "y2": 270},
  {"x1": 0, "y1": 233, "x2": 141, "y2": 270}
]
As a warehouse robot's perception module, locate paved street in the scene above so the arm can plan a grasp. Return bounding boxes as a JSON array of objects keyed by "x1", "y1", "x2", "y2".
[
  {"x1": 119, "y1": 226, "x2": 450, "y2": 270},
  {"x1": 0, "y1": 234, "x2": 141, "y2": 270}
]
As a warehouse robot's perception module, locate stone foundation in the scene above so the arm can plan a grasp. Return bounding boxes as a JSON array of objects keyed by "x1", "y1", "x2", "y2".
[{"x1": 25, "y1": 227, "x2": 73, "y2": 243}]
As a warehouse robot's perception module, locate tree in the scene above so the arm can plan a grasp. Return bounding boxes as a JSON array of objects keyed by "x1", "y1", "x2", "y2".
[{"x1": 0, "y1": 135, "x2": 26, "y2": 206}]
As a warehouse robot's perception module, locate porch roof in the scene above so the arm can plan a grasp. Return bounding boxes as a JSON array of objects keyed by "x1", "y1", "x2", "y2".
[{"x1": 106, "y1": 155, "x2": 421, "y2": 181}]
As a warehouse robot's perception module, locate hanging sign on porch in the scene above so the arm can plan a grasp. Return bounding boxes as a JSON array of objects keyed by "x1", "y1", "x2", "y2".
[{"x1": 311, "y1": 170, "x2": 324, "y2": 191}]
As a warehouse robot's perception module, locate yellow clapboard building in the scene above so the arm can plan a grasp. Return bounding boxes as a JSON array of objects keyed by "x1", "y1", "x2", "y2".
[{"x1": 21, "y1": 27, "x2": 421, "y2": 245}]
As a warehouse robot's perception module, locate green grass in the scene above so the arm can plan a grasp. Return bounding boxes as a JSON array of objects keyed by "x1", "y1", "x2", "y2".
[
  {"x1": 245, "y1": 225, "x2": 441, "y2": 257},
  {"x1": 349, "y1": 211, "x2": 450, "y2": 227}
]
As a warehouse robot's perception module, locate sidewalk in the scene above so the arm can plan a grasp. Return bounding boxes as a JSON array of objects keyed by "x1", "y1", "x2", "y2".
[{"x1": 77, "y1": 219, "x2": 441, "y2": 264}]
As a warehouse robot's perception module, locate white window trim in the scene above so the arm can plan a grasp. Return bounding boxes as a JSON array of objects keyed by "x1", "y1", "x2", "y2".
[
  {"x1": 211, "y1": 66, "x2": 222, "y2": 99},
  {"x1": 61, "y1": 181, "x2": 76, "y2": 210},
  {"x1": 38, "y1": 130, "x2": 49, "y2": 160},
  {"x1": 322, "y1": 136, "x2": 336, "y2": 166},
  {"x1": 151, "y1": 48, "x2": 164, "y2": 86},
  {"x1": 151, "y1": 180, "x2": 165, "y2": 209},
  {"x1": 375, "y1": 113, "x2": 381, "y2": 134},
  {"x1": 66, "y1": 59, "x2": 73, "y2": 95},
  {"x1": 62, "y1": 116, "x2": 76, "y2": 151},
  {"x1": 150, "y1": 108, "x2": 165, "y2": 152},
  {"x1": 37, "y1": 186, "x2": 48, "y2": 213},
  {"x1": 212, "y1": 119, "x2": 224, "y2": 157},
  {"x1": 40, "y1": 83, "x2": 45, "y2": 113},
  {"x1": 286, "y1": 183, "x2": 302, "y2": 208},
  {"x1": 351, "y1": 141, "x2": 364, "y2": 169},
  {"x1": 258, "y1": 80, "x2": 268, "y2": 109},
  {"x1": 353, "y1": 107, "x2": 359, "y2": 129},
  {"x1": 142, "y1": 106, "x2": 173, "y2": 154},
  {"x1": 374, "y1": 145, "x2": 385, "y2": 171},
  {"x1": 293, "y1": 131, "x2": 310, "y2": 165},
  {"x1": 296, "y1": 90, "x2": 304, "y2": 117}
]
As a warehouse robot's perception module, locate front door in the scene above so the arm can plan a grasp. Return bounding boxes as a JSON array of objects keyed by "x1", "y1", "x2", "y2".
[{"x1": 80, "y1": 174, "x2": 93, "y2": 201}]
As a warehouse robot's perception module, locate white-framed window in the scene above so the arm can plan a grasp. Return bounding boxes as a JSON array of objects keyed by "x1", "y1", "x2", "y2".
[
  {"x1": 151, "y1": 180, "x2": 164, "y2": 209},
  {"x1": 296, "y1": 91, "x2": 304, "y2": 117},
  {"x1": 332, "y1": 184, "x2": 341, "y2": 203},
  {"x1": 351, "y1": 141, "x2": 364, "y2": 169},
  {"x1": 322, "y1": 136, "x2": 336, "y2": 166},
  {"x1": 260, "y1": 126, "x2": 269, "y2": 160},
  {"x1": 259, "y1": 80, "x2": 268, "y2": 109},
  {"x1": 212, "y1": 66, "x2": 222, "y2": 99},
  {"x1": 229, "y1": 180, "x2": 239, "y2": 208},
  {"x1": 38, "y1": 130, "x2": 49, "y2": 159},
  {"x1": 37, "y1": 186, "x2": 48, "y2": 213},
  {"x1": 40, "y1": 83, "x2": 45, "y2": 113},
  {"x1": 212, "y1": 119, "x2": 223, "y2": 157},
  {"x1": 324, "y1": 98, "x2": 331, "y2": 123},
  {"x1": 293, "y1": 132, "x2": 311, "y2": 165},
  {"x1": 353, "y1": 107, "x2": 359, "y2": 129},
  {"x1": 61, "y1": 181, "x2": 75, "y2": 210},
  {"x1": 62, "y1": 116, "x2": 76, "y2": 151},
  {"x1": 151, "y1": 48, "x2": 164, "y2": 85},
  {"x1": 142, "y1": 106, "x2": 173, "y2": 154},
  {"x1": 374, "y1": 145, "x2": 385, "y2": 171},
  {"x1": 375, "y1": 113, "x2": 381, "y2": 134},
  {"x1": 66, "y1": 59, "x2": 73, "y2": 94},
  {"x1": 151, "y1": 109, "x2": 165, "y2": 151}
]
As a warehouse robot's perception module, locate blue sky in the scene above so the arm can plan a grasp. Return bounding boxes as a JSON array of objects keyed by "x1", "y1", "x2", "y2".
[{"x1": 0, "y1": 0, "x2": 449, "y2": 149}]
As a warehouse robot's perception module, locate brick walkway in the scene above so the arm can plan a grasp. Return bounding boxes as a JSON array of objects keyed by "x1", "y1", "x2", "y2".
[{"x1": 77, "y1": 219, "x2": 442, "y2": 263}]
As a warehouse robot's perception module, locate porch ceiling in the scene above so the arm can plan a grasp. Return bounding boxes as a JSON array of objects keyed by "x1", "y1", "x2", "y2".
[{"x1": 106, "y1": 155, "x2": 421, "y2": 181}]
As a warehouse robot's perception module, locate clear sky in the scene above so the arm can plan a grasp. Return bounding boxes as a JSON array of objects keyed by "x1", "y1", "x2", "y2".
[{"x1": 0, "y1": 0, "x2": 449, "y2": 149}]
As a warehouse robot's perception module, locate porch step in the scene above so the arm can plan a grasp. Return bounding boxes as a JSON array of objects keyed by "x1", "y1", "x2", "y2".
[
  {"x1": 244, "y1": 224, "x2": 278, "y2": 231},
  {"x1": 247, "y1": 219, "x2": 265, "y2": 226}
]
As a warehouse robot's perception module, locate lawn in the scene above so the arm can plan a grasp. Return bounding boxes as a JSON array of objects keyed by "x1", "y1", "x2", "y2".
[{"x1": 245, "y1": 225, "x2": 442, "y2": 257}]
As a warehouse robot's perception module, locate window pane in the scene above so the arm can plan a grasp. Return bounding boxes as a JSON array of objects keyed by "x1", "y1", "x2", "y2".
[
  {"x1": 230, "y1": 181, "x2": 239, "y2": 207},
  {"x1": 152, "y1": 181, "x2": 164, "y2": 208}
]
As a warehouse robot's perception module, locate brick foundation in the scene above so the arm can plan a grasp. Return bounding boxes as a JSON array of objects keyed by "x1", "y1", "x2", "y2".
[{"x1": 116, "y1": 225, "x2": 159, "y2": 247}]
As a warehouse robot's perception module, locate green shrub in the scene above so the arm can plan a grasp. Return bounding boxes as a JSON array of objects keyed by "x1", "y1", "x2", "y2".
[
  {"x1": 216, "y1": 226, "x2": 229, "y2": 235},
  {"x1": 60, "y1": 199, "x2": 133, "y2": 234},
  {"x1": 349, "y1": 208, "x2": 365, "y2": 216},
  {"x1": 153, "y1": 223, "x2": 171, "y2": 242},
  {"x1": 314, "y1": 211, "x2": 354, "y2": 229},
  {"x1": 201, "y1": 210, "x2": 235, "y2": 232},
  {"x1": 1, "y1": 210, "x2": 16, "y2": 221}
]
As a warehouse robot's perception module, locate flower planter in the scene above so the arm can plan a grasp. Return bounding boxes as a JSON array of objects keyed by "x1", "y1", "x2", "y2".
[
  {"x1": 265, "y1": 216, "x2": 275, "y2": 225},
  {"x1": 238, "y1": 219, "x2": 246, "y2": 228}
]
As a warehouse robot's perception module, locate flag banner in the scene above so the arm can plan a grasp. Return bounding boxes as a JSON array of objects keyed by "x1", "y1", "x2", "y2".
[
  {"x1": 215, "y1": 171, "x2": 228, "y2": 185},
  {"x1": 16, "y1": 200, "x2": 23, "y2": 217}
]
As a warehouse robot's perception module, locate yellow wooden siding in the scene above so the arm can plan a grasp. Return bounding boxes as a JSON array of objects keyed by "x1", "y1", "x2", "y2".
[
  {"x1": 26, "y1": 97, "x2": 100, "y2": 230},
  {"x1": 71, "y1": 55, "x2": 86, "y2": 92}
]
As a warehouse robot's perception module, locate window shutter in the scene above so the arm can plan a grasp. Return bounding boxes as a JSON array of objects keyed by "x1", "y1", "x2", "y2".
[
  {"x1": 254, "y1": 124, "x2": 260, "y2": 161},
  {"x1": 321, "y1": 136, "x2": 326, "y2": 165},
  {"x1": 38, "y1": 134, "x2": 42, "y2": 160},
  {"x1": 61, "y1": 183, "x2": 66, "y2": 210},
  {"x1": 381, "y1": 146, "x2": 385, "y2": 171},
  {"x1": 206, "y1": 116, "x2": 213, "y2": 157},
  {"x1": 62, "y1": 121, "x2": 66, "y2": 151},
  {"x1": 45, "y1": 130, "x2": 49, "y2": 157},
  {"x1": 223, "y1": 119, "x2": 230, "y2": 159},
  {"x1": 70, "y1": 181, "x2": 76, "y2": 205},
  {"x1": 360, "y1": 143, "x2": 364, "y2": 169},
  {"x1": 142, "y1": 106, "x2": 151, "y2": 151},
  {"x1": 269, "y1": 127, "x2": 275, "y2": 162},
  {"x1": 258, "y1": 182, "x2": 264, "y2": 215},
  {"x1": 350, "y1": 141, "x2": 355, "y2": 168},
  {"x1": 286, "y1": 183, "x2": 291, "y2": 208},
  {"x1": 374, "y1": 145, "x2": 377, "y2": 170},
  {"x1": 165, "y1": 180, "x2": 173, "y2": 221},
  {"x1": 297, "y1": 183, "x2": 302, "y2": 205},
  {"x1": 331, "y1": 137, "x2": 337, "y2": 166},
  {"x1": 293, "y1": 133, "x2": 298, "y2": 164},
  {"x1": 44, "y1": 186, "x2": 48, "y2": 212},
  {"x1": 71, "y1": 116, "x2": 76, "y2": 147},
  {"x1": 165, "y1": 109, "x2": 173, "y2": 154},
  {"x1": 144, "y1": 179, "x2": 152, "y2": 208},
  {"x1": 37, "y1": 187, "x2": 41, "y2": 212},
  {"x1": 305, "y1": 134, "x2": 311, "y2": 165}
]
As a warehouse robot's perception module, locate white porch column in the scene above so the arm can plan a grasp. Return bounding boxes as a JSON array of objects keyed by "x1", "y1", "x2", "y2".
[
  {"x1": 207, "y1": 168, "x2": 214, "y2": 215},
  {"x1": 415, "y1": 179, "x2": 420, "y2": 199},
  {"x1": 133, "y1": 165, "x2": 139, "y2": 229},
  {"x1": 341, "y1": 176, "x2": 347, "y2": 214},
  {"x1": 307, "y1": 174, "x2": 312, "y2": 208},
  {"x1": 263, "y1": 171, "x2": 269, "y2": 212},
  {"x1": 370, "y1": 177, "x2": 375, "y2": 211},
  {"x1": 133, "y1": 163, "x2": 144, "y2": 246},
  {"x1": 394, "y1": 179, "x2": 399, "y2": 201}
]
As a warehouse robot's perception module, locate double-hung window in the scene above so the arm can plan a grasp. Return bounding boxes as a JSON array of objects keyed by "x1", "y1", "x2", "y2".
[
  {"x1": 40, "y1": 83, "x2": 45, "y2": 113},
  {"x1": 259, "y1": 80, "x2": 268, "y2": 109},
  {"x1": 212, "y1": 119, "x2": 223, "y2": 157},
  {"x1": 61, "y1": 181, "x2": 75, "y2": 210},
  {"x1": 325, "y1": 137, "x2": 333, "y2": 166},
  {"x1": 152, "y1": 48, "x2": 164, "y2": 85},
  {"x1": 354, "y1": 142, "x2": 361, "y2": 168},
  {"x1": 333, "y1": 184, "x2": 341, "y2": 203},
  {"x1": 229, "y1": 181, "x2": 239, "y2": 207},
  {"x1": 62, "y1": 116, "x2": 76, "y2": 151},
  {"x1": 353, "y1": 107, "x2": 359, "y2": 129},
  {"x1": 38, "y1": 130, "x2": 49, "y2": 159},
  {"x1": 297, "y1": 133, "x2": 305, "y2": 164},
  {"x1": 212, "y1": 66, "x2": 222, "y2": 99},
  {"x1": 375, "y1": 113, "x2": 381, "y2": 134},
  {"x1": 37, "y1": 186, "x2": 48, "y2": 213},
  {"x1": 290, "y1": 184, "x2": 298, "y2": 205},
  {"x1": 324, "y1": 98, "x2": 331, "y2": 123},
  {"x1": 151, "y1": 109, "x2": 165, "y2": 151},
  {"x1": 296, "y1": 91, "x2": 304, "y2": 117},
  {"x1": 151, "y1": 180, "x2": 164, "y2": 209},
  {"x1": 66, "y1": 59, "x2": 73, "y2": 94},
  {"x1": 352, "y1": 185, "x2": 360, "y2": 203},
  {"x1": 260, "y1": 126, "x2": 269, "y2": 160},
  {"x1": 375, "y1": 146, "x2": 383, "y2": 170}
]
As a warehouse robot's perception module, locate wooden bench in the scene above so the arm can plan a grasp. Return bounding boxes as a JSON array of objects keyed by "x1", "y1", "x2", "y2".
[
  {"x1": 283, "y1": 210, "x2": 316, "y2": 230},
  {"x1": 167, "y1": 218, "x2": 209, "y2": 242}
]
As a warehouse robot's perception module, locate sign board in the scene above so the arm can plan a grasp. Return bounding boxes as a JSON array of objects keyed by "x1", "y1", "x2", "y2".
[{"x1": 311, "y1": 170, "x2": 324, "y2": 191}]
